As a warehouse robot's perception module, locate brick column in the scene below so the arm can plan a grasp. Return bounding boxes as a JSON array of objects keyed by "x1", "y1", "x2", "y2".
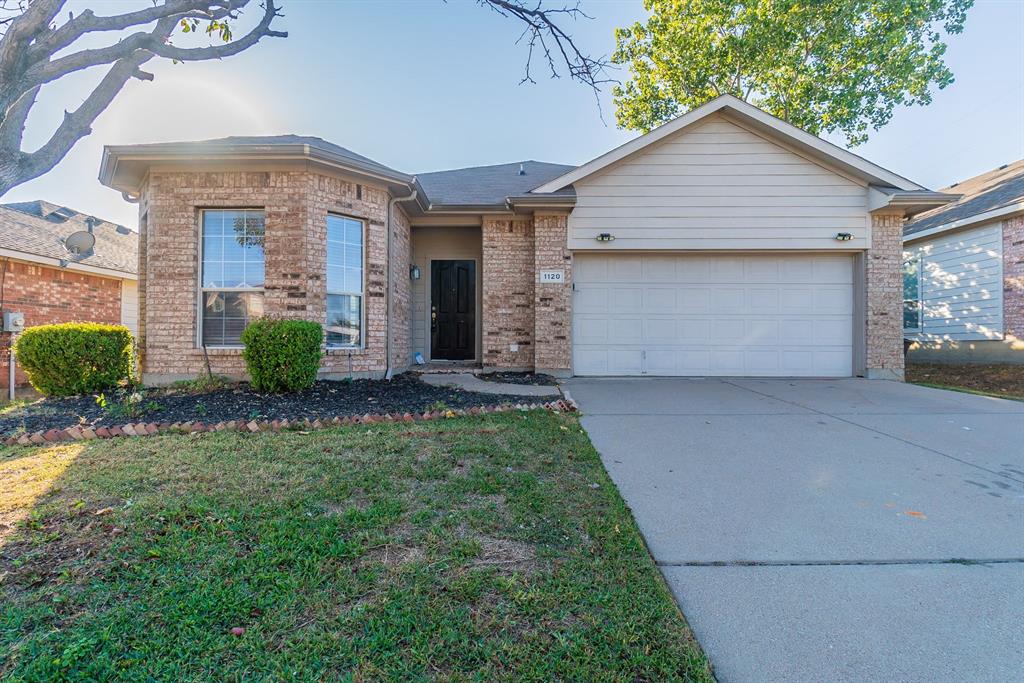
[
  {"x1": 1003, "y1": 215, "x2": 1024, "y2": 345},
  {"x1": 865, "y1": 211, "x2": 905, "y2": 379},
  {"x1": 481, "y1": 216, "x2": 535, "y2": 369},
  {"x1": 533, "y1": 213, "x2": 572, "y2": 376}
]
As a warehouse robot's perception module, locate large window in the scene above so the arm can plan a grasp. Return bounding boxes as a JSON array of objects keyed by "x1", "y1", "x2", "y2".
[
  {"x1": 326, "y1": 214, "x2": 363, "y2": 346},
  {"x1": 902, "y1": 252, "x2": 922, "y2": 331},
  {"x1": 201, "y1": 209, "x2": 265, "y2": 346}
]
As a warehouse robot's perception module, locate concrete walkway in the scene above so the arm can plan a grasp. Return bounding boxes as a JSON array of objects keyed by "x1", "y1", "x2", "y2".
[
  {"x1": 567, "y1": 377, "x2": 1024, "y2": 683},
  {"x1": 419, "y1": 372, "x2": 561, "y2": 398}
]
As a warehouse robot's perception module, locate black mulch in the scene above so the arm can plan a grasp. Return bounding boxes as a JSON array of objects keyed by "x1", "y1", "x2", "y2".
[
  {"x1": 0, "y1": 374, "x2": 532, "y2": 438},
  {"x1": 476, "y1": 371, "x2": 559, "y2": 386}
]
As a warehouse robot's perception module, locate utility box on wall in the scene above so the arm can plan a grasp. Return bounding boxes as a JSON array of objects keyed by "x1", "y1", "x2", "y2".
[{"x1": 3, "y1": 311, "x2": 24, "y2": 333}]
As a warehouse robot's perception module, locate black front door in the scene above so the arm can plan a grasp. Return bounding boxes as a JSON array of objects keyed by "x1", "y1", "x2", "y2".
[{"x1": 431, "y1": 260, "x2": 475, "y2": 360}]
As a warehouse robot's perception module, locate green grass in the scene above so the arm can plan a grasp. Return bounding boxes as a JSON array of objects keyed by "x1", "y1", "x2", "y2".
[{"x1": 0, "y1": 411, "x2": 711, "y2": 681}]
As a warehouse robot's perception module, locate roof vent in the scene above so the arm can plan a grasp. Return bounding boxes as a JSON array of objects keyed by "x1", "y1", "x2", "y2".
[
  {"x1": 999, "y1": 164, "x2": 1008, "y2": 170},
  {"x1": 518, "y1": 163, "x2": 526, "y2": 176}
]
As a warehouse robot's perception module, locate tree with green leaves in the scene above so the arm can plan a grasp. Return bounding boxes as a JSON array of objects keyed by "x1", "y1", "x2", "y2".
[{"x1": 613, "y1": 0, "x2": 973, "y2": 144}]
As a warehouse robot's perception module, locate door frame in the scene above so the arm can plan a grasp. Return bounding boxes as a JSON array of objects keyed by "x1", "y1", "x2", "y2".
[{"x1": 429, "y1": 258, "x2": 478, "y2": 362}]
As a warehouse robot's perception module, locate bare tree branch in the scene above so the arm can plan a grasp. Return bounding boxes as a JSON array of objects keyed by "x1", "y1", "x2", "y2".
[
  {"x1": 480, "y1": 0, "x2": 612, "y2": 93},
  {"x1": 0, "y1": 0, "x2": 287, "y2": 196}
]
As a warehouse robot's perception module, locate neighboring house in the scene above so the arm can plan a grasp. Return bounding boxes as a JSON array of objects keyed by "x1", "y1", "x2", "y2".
[
  {"x1": 98, "y1": 95, "x2": 952, "y2": 385},
  {"x1": 903, "y1": 160, "x2": 1024, "y2": 363},
  {"x1": 0, "y1": 200, "x2": 138, "y2": 390}
]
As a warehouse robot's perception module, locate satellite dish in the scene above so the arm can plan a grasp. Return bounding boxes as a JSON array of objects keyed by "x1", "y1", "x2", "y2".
[{"x1": 64, "y1": 230, "x2": 96, "y2": 255}]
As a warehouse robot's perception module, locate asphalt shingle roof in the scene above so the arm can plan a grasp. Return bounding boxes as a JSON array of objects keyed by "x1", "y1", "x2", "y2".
[
  {"x1": 0, "y1": 201, "x2": 137, "y2": 274},
  {"x1": 122, "y1": 135, "x2": 410, "y2": 181},
  {"x1": 415, "y1": 161, "x2": 576, "y2": 206},
  {"x1": 904, "y1": 159, "x2": 1024, "y2": 236}
]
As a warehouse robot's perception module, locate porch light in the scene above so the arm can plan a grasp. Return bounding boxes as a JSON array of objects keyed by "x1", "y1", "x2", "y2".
[
  {"x1": 410, "y1": 264, "x2": 421, "y2": 280},
  {"x1": 596, "y1": 233, "x2": 615, "y2": 242},
  {"x1": 835, "y1": 232, "x2": 853, "y2": 241}
]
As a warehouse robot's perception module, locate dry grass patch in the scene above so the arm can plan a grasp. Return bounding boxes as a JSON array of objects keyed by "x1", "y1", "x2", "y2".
[{"x1": 906, "y1": 362, "x2": 1024, "y2": 400}]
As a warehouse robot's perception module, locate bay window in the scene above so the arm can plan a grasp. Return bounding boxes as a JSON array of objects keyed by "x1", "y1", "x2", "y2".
[
  {"x1": 200, "y1": 209, "x2": 265, "y2": 346},
  {"x1": 326, "y1": 214, "x2": 364, "y2": 347}
]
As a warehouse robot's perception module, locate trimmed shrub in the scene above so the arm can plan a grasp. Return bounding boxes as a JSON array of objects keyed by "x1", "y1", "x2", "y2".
[
  {"x1": 13, "y1": 322, "x2": 134, "y2": 397},
  {"x1": 241, "y1": 319, "x2": 323, "y2": 392}
]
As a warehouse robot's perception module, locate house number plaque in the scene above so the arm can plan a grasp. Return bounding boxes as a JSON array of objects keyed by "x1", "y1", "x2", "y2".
[{"x1": 539, "y1": 269, "x2": 565, "y2": 284}]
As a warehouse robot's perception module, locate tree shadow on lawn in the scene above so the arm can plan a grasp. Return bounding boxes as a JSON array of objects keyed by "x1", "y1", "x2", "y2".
[{"x1": 0, "y1": 412, "x2": 712, "y2": 682}]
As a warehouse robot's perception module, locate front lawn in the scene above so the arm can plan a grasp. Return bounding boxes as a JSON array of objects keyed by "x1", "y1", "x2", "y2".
[
  {"x1": 906, "y1": 362, "x2": 1024, "y2": 401},
  {"x1": 0, "y1": 411, "x2": 711, "y2": 681}
]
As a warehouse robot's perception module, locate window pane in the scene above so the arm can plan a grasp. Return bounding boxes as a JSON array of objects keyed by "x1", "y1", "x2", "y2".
[
  {"x1": 202, "y1": 291, "x2": 264, "y2": 346},
  {"x1": 326, "y1": 215, "x2": 363, "y2": 296},
  {"x1": 202, "y1": 209, "x2": 264, "y2": 290},
  {"x1": 326, "y1": 294, "x2": 361, "y2": 346},
  {"x1": 903, "y1": 301, "x2": 920, "y2": 330},
  {"x1": 902, "y1": 257, "x2": 919, "y2": 300}
]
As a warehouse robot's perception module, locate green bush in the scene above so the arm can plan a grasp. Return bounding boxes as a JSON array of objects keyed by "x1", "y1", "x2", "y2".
[
  {"x1": 13, "y1": 322, "x2": 135, "y2": 397},
  {"x1": 240, "y1": 319, "x2": 323, "y2": 392}
]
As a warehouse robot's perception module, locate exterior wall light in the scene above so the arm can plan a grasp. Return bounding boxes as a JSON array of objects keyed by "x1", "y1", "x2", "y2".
[
  {"x1": 596, "y1": 233, "x2": 615, "y2": 242},
  {"x1": 835, "y1": 232, "x2": 853, "y2": 241},
  {"x1": 410, "y1": 264, "x2": 421, "y2": 280}
]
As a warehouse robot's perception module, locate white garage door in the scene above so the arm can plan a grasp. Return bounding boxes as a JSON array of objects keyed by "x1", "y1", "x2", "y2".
[{"x1": 572, "y1": 253, "x2": 854, "y2": 377}]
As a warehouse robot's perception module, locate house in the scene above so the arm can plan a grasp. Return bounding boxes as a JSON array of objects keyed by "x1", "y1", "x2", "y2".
[
  {"x1": 903, "y1": 160, "x2": 1024, "y2": 363},
  {"x1": 97, "y1": 95, "x2": 952, "y2": 385},
  {"x1": 0, "y1": 200, "x2": 138, "y2": 391}
]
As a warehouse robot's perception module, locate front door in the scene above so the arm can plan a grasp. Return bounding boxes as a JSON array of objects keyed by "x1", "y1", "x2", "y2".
[{"x1": 431, "y1": 260, "x2": 476, "y2": 360}]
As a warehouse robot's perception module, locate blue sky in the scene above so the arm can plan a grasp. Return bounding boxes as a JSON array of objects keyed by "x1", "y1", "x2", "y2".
[{"x1": 4, "y1": 0, "x2": 1023, "y2": 229}]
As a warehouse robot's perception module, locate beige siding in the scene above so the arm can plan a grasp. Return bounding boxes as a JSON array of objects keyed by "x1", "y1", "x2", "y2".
[
  {"x1": 905, "y1": 222, "x2": 1004, "y2": 342},
  {"x1": 120, "y1": 279, "x2": 139, "y2": 337},
  {"x1": 410, "y1": 226, "x2": 482, "y2": 361},
  {"x1": 568, "y1": 115, "x2": 869, "y2": 251}
]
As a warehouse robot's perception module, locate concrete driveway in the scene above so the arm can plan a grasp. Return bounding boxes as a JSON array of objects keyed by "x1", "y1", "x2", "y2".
[{"x1": 565, "y1": 377, "x2": 1024, "y2": 683}]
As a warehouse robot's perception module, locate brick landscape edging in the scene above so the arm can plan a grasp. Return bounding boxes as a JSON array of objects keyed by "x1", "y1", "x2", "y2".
[{"x1": 3, "y1": 399, "x2": 578, "y2": 448}]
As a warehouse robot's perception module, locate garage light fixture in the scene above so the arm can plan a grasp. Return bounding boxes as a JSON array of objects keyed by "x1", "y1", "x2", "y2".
[
  {"x1": 596, "y1": 233, "x2": 615, "y2": 242},
  {"x1": 835, "y1": 232, "x2": 853, "y2": 241}
]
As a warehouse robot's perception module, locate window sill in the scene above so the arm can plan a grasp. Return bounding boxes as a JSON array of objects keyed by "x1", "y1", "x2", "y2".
[
  {"x1": 201, "y1": 346, "x2": 245, "y2": 354},
  {"x1": 326, "y1": 346, "x2": 364, "y2": 354}
]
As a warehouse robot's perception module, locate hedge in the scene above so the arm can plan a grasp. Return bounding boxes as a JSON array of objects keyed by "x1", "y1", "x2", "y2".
[
  {"x1": 241, "y1": 319, "x2": 323, "y2": 392},
  {"x1": 13, "y1": 322, "x2": 134, "y2": 396}
]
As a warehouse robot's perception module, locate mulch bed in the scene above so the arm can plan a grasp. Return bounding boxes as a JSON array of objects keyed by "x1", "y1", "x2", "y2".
[
  {"x1": 906, "y1": 362, "x2": 1024, "y2": 401},
  {"x1": 476, "y1": 371, "x2": 559, "y2": 386},
  {"x1": 0, "y1": 374, "x2": 531, "y2": 439}
]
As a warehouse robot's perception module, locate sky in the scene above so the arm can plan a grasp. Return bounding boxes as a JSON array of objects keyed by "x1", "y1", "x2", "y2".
[{"x1": 4, "y1": 0, "x2": 1024, "y2": 229}]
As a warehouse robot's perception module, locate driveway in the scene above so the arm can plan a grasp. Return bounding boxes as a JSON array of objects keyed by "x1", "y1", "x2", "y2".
[{"x1": 565, "y1": 377, "x2": 1024, "y2": 683}]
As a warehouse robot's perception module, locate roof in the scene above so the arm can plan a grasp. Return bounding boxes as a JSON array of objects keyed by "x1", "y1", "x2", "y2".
[
  {"x1": 904, "y1": 160, "x2": 1024, "y2": 237},
  {"x1": 416, "y1": 161, "x2": 576, "y2": 207},
  {"x1": 0, "y1": 201, "x2": 137, "y2": 276},
  {"x1": 531, "y1": 94, "x2": 925, "y2": 194}
]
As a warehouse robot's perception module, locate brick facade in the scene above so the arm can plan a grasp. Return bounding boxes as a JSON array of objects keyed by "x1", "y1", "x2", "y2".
[
  {"x1": 0, "y1": 260, "x2": 125, "y2": 388},
  {"x1": 866, "y1": 212, "x2": 906, "y2": 379},
  {"x1": 138, "y1": 169, "x2": 408, "y2": 383},
  {"x1": 481, "y1": 216, "x2": 535, "y2": 369},
  {"x1": 1004, "y1": 215, "x2": 1024, "y2": 346},
  {"x1": 533, "y1": 214, "x2": 572, "y2": 374}
]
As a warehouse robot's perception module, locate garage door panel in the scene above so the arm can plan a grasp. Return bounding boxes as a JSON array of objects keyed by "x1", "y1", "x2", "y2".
[
  {"x1": 611, "y1": 288, "x2": 643, "y2": 311},
  {"x1": 749, "y1": 288, "x2": 780, "y2": 312},
  {"x1": 573, "y1": 253, "x2": 854, "y2": 377},
  {"x1": 645, "y1": 287, "x2": 677, "y2": 311}
]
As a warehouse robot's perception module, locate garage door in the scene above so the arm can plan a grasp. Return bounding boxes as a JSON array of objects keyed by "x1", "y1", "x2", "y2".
[{"x1": 572, "y1": 253, "x2": 854, "y2": 377}]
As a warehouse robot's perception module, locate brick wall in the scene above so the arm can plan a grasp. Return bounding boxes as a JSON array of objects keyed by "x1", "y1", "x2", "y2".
[
  {"x1": 481, "y1": 216, "x2": 535, "y2": 369},
  {"x1": 140, "y1": 169, "x2": 401, "y2": 383},
  {"x1": 1004, "y1": 215, "x2": 1024, "y2": 345},
  {"x1": 0, "y1": 259, "x2": 124, "y2": 388},
  {"x1": 866, "y1": 212, "x2": 906, "y2": 379},
  {"x1": 533, "y1": 214, "x2": 572, "y2": 374},
  {"x1": 390, "y1": 205, "x2": 412, "y2": 371}
]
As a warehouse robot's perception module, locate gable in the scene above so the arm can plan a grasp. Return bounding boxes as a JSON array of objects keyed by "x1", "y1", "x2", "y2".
[{"x1": 567, "y1": 115, "x2": 870, "y2": 251}]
